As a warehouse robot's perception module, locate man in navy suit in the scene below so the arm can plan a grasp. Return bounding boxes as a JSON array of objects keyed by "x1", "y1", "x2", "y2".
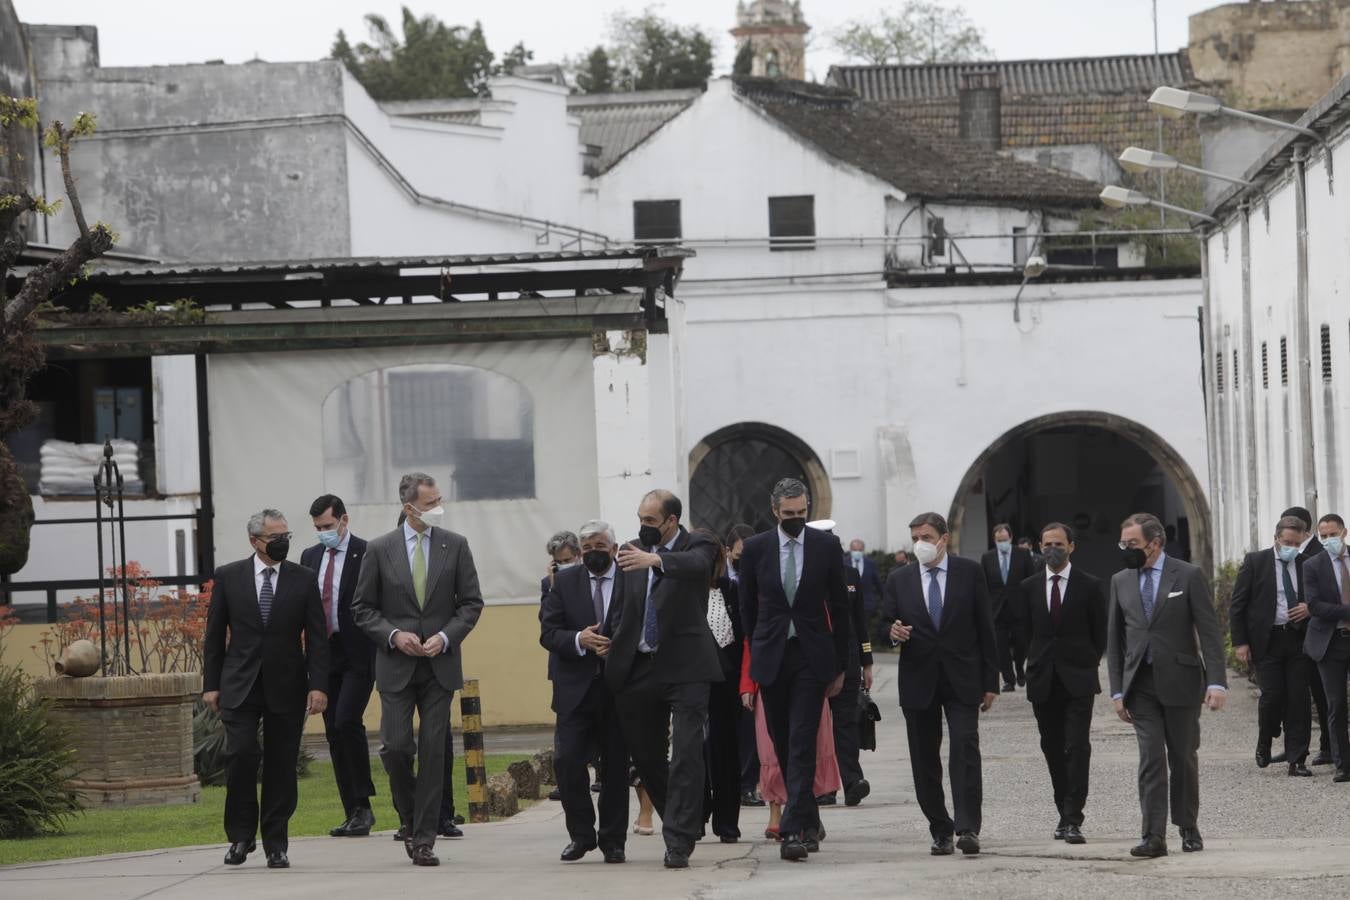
[
  {"x1": 738, "y1": 478, "x2": 850, "y2": 862},
  {"x1": 1303, "y1": 513, "x2": 1350, "y2": 780},
  {"x1": 883, "y1": 511, "x2": 998, "y2": 856},
  {"x1": 302, "y1": 495, "x2": 377, "y2": 838},
  {"x1": 540, "y1": 520, "x2": 628, "y2": 864}
]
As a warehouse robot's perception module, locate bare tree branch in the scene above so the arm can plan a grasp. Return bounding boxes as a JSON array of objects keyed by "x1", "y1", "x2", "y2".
[
  {"x1": 3, "y1": 224, "x2": 113, "y2": 330},
  {"x1": 50, "y1": 122, "x2": 90, "y2": 240}
]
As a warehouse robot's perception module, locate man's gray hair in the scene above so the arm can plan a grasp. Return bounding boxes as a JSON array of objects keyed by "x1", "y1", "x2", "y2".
[
  {"x1": 398, "y1": 472, "x2": 436, "y2": 505},
  {"x1": 546, "y1": 530, "x2": 581, "y2": 556},
  {"x1": 578, "y1": 519, "x2": 616, "y2": 544},
  {"x1": 1121, "y1": 512, "x2": 1165, "y2": 545},
  {"x1": 770, "y1": 477, "x2": 809, "y2": 510},
  {"x1": 247, "y1": 508, "x2": 286, "y2": 537}
]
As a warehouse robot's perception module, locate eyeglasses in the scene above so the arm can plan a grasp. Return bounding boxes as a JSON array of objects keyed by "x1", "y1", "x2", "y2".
[
  {"x1": 1117, "y1": 540, "x2": 1151, "y2": 550},
  {"x1": 259, "y1": 532, "x2": 293, "y2": 542}
]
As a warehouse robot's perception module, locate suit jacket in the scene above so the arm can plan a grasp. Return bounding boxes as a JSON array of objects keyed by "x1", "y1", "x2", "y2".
[
  {"x1": 739, "y1": 526, "x2": 850, "y2": 687},
  {"x1": 539, "y1": 563, "x2": 625, "y2": 715},
  {"x1": 843, "y1": 565, "x2": 874, "y2": 667},
  {"x1": 351, "y1": 525, "x2": 484, "y2": 693},
  {"x1": 881, "y1": 555, "x2": 999, "y2": 709},
  {"x1": 1300, "y1": 536, "x2": 1326, "y2": 564},
  {"x1": 1229, "y1": 547, "x2": 1307, "y2": 661},
  {"x1": 301, "y1": 535, "x2": 375, "y2": 677},
  {"x1": 1107, "y1": 555, "x2": 1227, "y2": 706},
  {"x1": 1022, "y1": 566, "x2": 1106, "y2": 702},
  {"x1": 846, "y1": 555, "x2": 884, "y2": 613},
  {"x1": 540, "y1": 574, "x2": 558, "y2": 682},
  {"x1": 1303, "y1": 550, "x2": 1350, "y2": 661},
  {"x1": 604, "y1": 527, "x2": 722, "y2": 692},
  {"x1": 981, "y1": 546, "x2": 1036, "y2": 622},
  {"x1": 203, "y1": 556, "x2": 329, "y2": 712}
]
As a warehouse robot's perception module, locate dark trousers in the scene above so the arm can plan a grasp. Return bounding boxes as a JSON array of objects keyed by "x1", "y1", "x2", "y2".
[
  {"x1": 614, "y1": 654, "x2": 709, "y2": 854},
  {"x1": 1124, "y1": 664, "x2": 1201, "y2": 838},
  {"x1": 1310, "y1": 658, "x2": 1332, "y2": 755},
  {"x1": 378, "y1": 658, "x2": 452, "y2": 847},
  {"x1": 996, "y1": 618, "x2": 1028, "y2": 684},
  {"x1": 557, "y1": 678, "x2": 629, "y2": 850},
  {"x1": 738, "y1": 706, "x2": 760, "y2": 794},
  {"x1": 1031, "y1": 677, "x2": 1094, "y2": 827},
  {"x1": 323, "y1": 645, "x2": 377, "y2": 816},
  {"x1": 702, "y1": 677, "x2": 742, "y2": 839},
  {"x1": 903, "y1": 674, "x2": 982, "y2": 839},
  {"x1": 1255, "y1": 626, "x2": 1311, "y2": 764},
  {"x1": 221, "y1": 679, "x2": 305, "y2": 853},
  {"x1": 829, "y1": 647, "x2": 864, "y2": 791},
  {"x1": 1316, "y1": 633, "x2": 1350, "y2": 771},
  {"x1": 440, "y1": 726, "x2": 457, "y2": 824},
  {"x1": 760, "y1": 639, "x2": 827, "y2": 838}
]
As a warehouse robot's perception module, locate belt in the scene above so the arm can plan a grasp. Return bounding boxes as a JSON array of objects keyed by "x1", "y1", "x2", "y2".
[{"x1": 1271, "y1": 623, "x2": 1296, "y2": 631}]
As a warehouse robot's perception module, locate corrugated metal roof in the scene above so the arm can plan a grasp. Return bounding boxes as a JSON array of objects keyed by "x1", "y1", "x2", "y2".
[
  {"x1": 829, "y1": 52, "x2": 1194, "y2": 100},
  {"x1": 567, "y1": 89, "x2": 701, "y2": 172}
]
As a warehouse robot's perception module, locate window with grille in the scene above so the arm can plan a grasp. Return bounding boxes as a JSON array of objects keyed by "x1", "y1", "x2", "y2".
[
  {"x1": 1232, "y1": 350, "x2": 1239, "y2": 392},
  {"x1": 1216, "y1": 351, "x2": 1224, "y2": 393},
  {"x1": 768, "y1": 195, "x2": 815, "y2": 251},
  {"x1": 633, "y1": 200, "x2": 682, "y2": 242},
  {"x1": 1260, "y1": 342, "x2": 1269, "y2": 389},
  {"x1": 1321, "y1": 324, "x2": 1332, "y2": 382},
  {"x1": 1280, "y1": 337, "x2": 1289, "y2": 386}
]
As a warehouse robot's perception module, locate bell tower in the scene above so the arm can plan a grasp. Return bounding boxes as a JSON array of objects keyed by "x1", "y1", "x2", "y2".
[{"x1": 731, "y1": 0, "x2": 809, "y2": 81}]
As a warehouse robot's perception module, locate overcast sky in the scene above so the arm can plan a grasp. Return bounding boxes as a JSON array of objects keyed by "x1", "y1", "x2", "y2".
[{"x1": 17, "y1": 0, "x2": 1224, "y2": 78}]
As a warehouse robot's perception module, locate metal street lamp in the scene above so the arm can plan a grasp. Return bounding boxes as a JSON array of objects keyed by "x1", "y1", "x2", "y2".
[
  {"x1": 1118, "y1": 146, "x2": 1253, "y2": 186},
  {"x1": 1099, "y1": 185, "x2": 1217, "y2": 223},
  {"x1": 1012, "y1": 254, "x2": 1048, "y2": 323}
]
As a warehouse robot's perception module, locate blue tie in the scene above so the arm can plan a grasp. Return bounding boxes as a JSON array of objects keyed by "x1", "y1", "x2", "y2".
[
  {"x1": 1140, "y1": 566, "x2": 1156, "y2": 663},
  {"x1": 1000, "y1": 551, "x2": 1008, "y2": 584},
  {"x1": 259, "y1": 566, "x2": 274, "y2": 626},
  {"x1": 641, "y1": 548, "x2": 663, "y2": 650},
  {"x1": 926, "y1": 567, "x2": 942, "y2": 629}
]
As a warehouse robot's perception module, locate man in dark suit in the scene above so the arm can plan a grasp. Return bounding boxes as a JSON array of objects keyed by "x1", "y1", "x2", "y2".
[
  {"x1": 820, "y1": 522, "x2": 874, "y2": 808},
  {"x1": 883, "y1": 511, "x2": 999, "y2": 856},
  {"x1": 301, "y1": 495, "x2": 378, "y2": 838},
  {"x1": 1230, "y1": 515, "x2": 1314, "y2": 776},
  {"x1": 203, "y1": 509, "x2": 328, "y2": 870},
  {"x1": 1286, "y1": 506, "x2": 1333, "y2": 766},
  {"x1": 540, "y1": 531, "x2": 581, "y2": 804},
  {"x1": 1302, "y1": 513, "x2": 1350, "y2": 780},
  {"x1": 1021, "y1": 522, "x2": 1105, "y2": 844},
  {"x1": 981, "y1": 524, "x2": 1035, "y2": 692},
  {"x1": 846, "y1": 538, "x2": 885, "y2": 650},
  {"x1": 540, "y1": 520, "x2": 628, "y2": 864},
  {"x1": 605, "y1": 489, "x2": 720, "y2": 869},
  {"x1": 352, "y1": 472, "x2": 484, "y2": 867},
  {"x1": 1108, "y1": 513, "x2": 1227, "y2": 858},
  {"x1": 738, "y1": 481, "x2": 849, "y2": 862}
]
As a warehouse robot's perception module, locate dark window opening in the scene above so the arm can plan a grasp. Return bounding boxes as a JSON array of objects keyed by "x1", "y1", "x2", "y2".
[
  {"x1": 1260, "y1": 341, "x2": 1269, "y2": 389},
  {"x1": 1215, "y1": 352, "x2": 1224, "y2": 394},
  {"x1": 1321, "y1": 323, "x2": 1332, "y2": 382},
  {"x1": 633, "y1": 200, "x2": 682, "y2": 242},
  {"x1": 929, "y1": 217, "x2": 947, "y2": 258},
  {"x1": 1232, "y1": 350, "x2": 1239, "y2": 392},
  {"x1": 768, "y1": 195, "x2": 815, "y2": 251},
  {"x1": 1280, "y1": 337, "x2": 1289, "y2": 386}
]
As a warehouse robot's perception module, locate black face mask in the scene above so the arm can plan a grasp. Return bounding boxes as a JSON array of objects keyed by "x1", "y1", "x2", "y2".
[
  {"x1": 780, "y1": 517, "x2": 807, "y2": 538},
  {"x1": 639, "y1": 524, "x2": 665, "y2": 549},
  {"x1": 1042, "y1": 546, "x2": 1069, "y2": 570},
  {"x1": 1121, "y1": 547, "x2": 1147, "y2": 570},
  {"x1": 583, "y1": 550, "x2": 611, "y2": 575},
  {"x1": 264, "y1": 536, "x2": 290, "y2": 562}
]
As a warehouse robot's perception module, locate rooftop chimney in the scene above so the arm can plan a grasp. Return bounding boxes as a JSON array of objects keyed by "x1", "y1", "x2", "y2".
[{"x1": 958, "y1": 69, "x2": 1002, "y2": 150}]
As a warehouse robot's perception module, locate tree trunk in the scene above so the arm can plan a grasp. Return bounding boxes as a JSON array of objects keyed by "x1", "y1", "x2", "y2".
[{"x1": 0, "y1": 439, "x2": 33, "y2": 575}]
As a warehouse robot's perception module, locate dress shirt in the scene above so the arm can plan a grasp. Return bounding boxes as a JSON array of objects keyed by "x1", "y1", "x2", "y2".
[
  {"x1": 390, "y1": 521, "x2": 449, "y2": 654},
  {"x1": 1044, "y1": 562, "x2": 1072, "y2": 611},
  {"x1": 1272, "y1": 548, "x2": 1293, "y2": 625},
  {"x1": 317, "y1": 530, "x2": 350, "y2": 634},
  {"x1": 891, "y1": 553, "x2": 948, "y2": 646},
  {"x1": 254, "y1": 553, "x2": 280, "y2": 604},
  {"x1": 638, "y1": 530, "x2": 681, "y2": 653},
  {"x1": 1112, "y1": 552, "x2": 1224, "y2": 699},
  {"x1": 778, "y1": 525, "x2": 806, "y2": 588},
  {"x1": 854, "y1": 556, "x2": 865, "y2": 576},
  {"x1": 1331, "y1": 547, "x2": 1349, "y2": 594},
  {"x1": 576, "y1": 560, "x2": 617, "y2": 656}
]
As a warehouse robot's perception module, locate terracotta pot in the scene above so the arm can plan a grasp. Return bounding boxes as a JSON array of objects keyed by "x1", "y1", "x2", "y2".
[{"x1": 56, "y1": 639, "x2": 101, "y2": 677}]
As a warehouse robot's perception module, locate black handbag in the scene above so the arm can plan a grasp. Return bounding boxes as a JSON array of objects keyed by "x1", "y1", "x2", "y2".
[{"x1": 858, "y1": 690, "x2": 882, "y2": 752}]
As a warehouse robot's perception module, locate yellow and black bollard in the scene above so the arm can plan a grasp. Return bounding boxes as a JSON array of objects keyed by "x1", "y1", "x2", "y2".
[{"x1": 459, "y1": 678, "x2": 489, "y2": 823}]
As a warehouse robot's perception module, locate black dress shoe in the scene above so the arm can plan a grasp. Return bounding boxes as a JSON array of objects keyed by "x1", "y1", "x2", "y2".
[
  {"x1": 780, "y1": 839, "x2": 808, "y2": 861},
  {"x1": 719, "y1": 835, "x2": 738, "y2": 844},
  {"x1": 266, "y1": 850, "x2": 289, "y2": 869},
  {"x1": 560, "y1": 840, "x2": 597, "y2": 861},
  {"x1": 801, "y1": 834, "x2": 820, "y2": 853},
  {"x1": 741, "y1": 790, "x2": 766, "y2": 807},
  {"x1": 1016, "y1": 674, "x2": 1026, "y2": 687},
  {"x1": 548, "y1": 787, "x2": 562, "y2": 801},
  {"x1": 411, "y1": 844, "x2": 440, "y2": 866},
  {"x1": 1290, "y1": 762, "x2": 1313, "y2": 777},
  {"x1": 336, "y1": 807, "x2": 374, "y2": 837},
  {"x1": 931, "y1": 835, "x2": 954, "y2": 855},
  {"x1": 663, "y1": 849, "x2": 690, "y2": 869},
  {"x1": 393, "y1": 825, "x2": 409, "y2": 842},
  {"x1": 1270, "y1": 751, "x2": 1289, "y2": 764},
  {"x1": 1255, "y1": 744, "x2": 1271, "y2": 768},
  {"x1": 329, "y1": 816, "x2": 354, "y2": 837},
  {"x1": 403, "y1": 837, "x2": 417, "y2": 860},
  {"x1": 1130, "y1": 834, "x2": 1168, "y2": 858},
  {"x1": 1180, "y1": 828, "x2": 1203, "y2": 853},
  {"x1": 1064, "y1": 825, "x2": 1086, "y2": 845},
  {"x1": 223, "y1": 840, "x2": 256, "y2": 865},
  {"x1": 956, "y1": 832, "x2": 980, "y2": 855},
  {"x1": 1312, "y1": 751, "x2": 1334, "y2": 766},
  {"x1": 602, "y1": 847, "x2": 625, "y2": 863},
  {"x1": 439, "y1": 821, "x2": 464, "y2": 838},
  {"x1": 1053, "y1": 824, "x2": 1068, "y2": 840},
  {"x1": 844, "y1": 779, "x2": 870, "y2": 807},
  {"x1": 1335, "y1": 769, "x2": 1350, "y2": 783},
  {"x1": 1002, "y1": 682, "x2": 1016, "y2": 692},
  {"x1": 591, "y1": 782, "x2": 602, "y2": 793},
  {"x1": 816, "y1": 792, "x2": 837, "y2": 806}
]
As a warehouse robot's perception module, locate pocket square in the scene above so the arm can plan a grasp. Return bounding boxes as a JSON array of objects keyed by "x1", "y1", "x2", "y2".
[{"x1": 1167, "y1": 590, "x2": 1184, "y2": 598}]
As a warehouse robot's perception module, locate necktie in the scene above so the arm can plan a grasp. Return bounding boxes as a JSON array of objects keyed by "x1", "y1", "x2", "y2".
[
  {"x1": 322, "y1": 548, "x2": 338, "y2": 636},
  {"x1": 259, "y1": 566, "x2": 274, "y2": 625},
  {"x1": 926, "y1": 567, "x2": 942, "y2": 629},
  {"x1": 1000, "y1": 551, "x2": 1009, "y2": 584},
  {"x1": 641, "y1": 547, "x2": 663, "y2": 651},
  {"x1": 1140, "y1": 566, "x2": 1156, "y2": 663},
  {"x1": 1280, "y1": 559, "x2": 1298, "y2": 624},
  {"x1": 1050, "y1": 574, "x2": 1062, "y2": 628},
  {"x1": 412, "y1": 533, "x2": 427, "y2": 608},
  {"x1": 785, "y1": 539, "x2": 798, "y2": 639},
  {"x1": 592, "y1": 575, "x2": 607, "y2": 633},
  {"x1": 1338, "y1": 557, "x2": 1350, "y2": 629}
]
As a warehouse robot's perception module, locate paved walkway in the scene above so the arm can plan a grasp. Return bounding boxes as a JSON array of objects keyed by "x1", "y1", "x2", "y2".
[{"x1": 6, "y1": 658, "x2": 1350, "y2": 899}]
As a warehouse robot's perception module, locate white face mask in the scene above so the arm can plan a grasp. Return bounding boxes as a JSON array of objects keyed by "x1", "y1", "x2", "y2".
[
  {"x1": 913, "y1": 540, "x2": 941, "y2": 566},
  {"x1": 413, "y1": 505, "x2": 445, "y2": 529}
]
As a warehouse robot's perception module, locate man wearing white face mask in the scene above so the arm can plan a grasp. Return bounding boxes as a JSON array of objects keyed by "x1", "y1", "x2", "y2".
[
  {"x1": 353, "y1": 472, "x2": 484, "y2": 867},
  {"x1": 1303, "y1": 513, "x2": 1350, "y2": 781}
]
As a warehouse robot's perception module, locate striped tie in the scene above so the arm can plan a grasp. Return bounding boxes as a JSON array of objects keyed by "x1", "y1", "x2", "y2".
[{"x1": 259, "y1": 566, "x2": 274, "y2": 625}]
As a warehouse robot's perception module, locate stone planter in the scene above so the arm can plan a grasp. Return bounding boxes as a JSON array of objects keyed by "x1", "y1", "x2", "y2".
[{"x1": 34, "y1": 672, "x2": 203, "y2": 807}]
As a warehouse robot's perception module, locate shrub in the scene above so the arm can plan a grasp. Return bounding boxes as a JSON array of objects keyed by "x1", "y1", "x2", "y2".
[
  {"x1": 193, "y1": 700, "x2": 314, "y2": 786},
  {"x1": 0, "y1": 661, "x2": 82, "y2": 838}
]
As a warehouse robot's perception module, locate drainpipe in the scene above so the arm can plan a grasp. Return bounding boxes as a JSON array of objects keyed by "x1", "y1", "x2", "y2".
[
  {"x1": 1292, "y1": 148, "x2": 1319, "y2": 516},
  {"x1": 1199, "y1": 237, "x2": 1221, "y2": 571},
  {"x1": 1238, "y1": 202, "x2": 1260, "y2": 551}
]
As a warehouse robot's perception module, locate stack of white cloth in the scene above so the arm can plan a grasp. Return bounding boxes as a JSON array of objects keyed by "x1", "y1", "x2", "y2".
[{"x1": 38, "y1": 439, "x2": 143, "y2": 495}]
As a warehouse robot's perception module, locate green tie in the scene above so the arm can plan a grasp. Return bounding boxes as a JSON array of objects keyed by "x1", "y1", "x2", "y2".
[
  {"x1": 412, "y1": 533, "x2": 427, "y2": 608},
  {"x1": 785, "y1": 539, "x2": 798, "y2": 639}
]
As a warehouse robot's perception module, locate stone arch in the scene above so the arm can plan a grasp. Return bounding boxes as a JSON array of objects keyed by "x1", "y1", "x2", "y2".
[{"x1": 688, "y1": 422, "x2": 831, "y2": 539}]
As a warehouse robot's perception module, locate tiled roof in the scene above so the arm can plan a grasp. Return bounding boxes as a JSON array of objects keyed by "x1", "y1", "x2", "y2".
[
  {"x1": 735, "y1": 78, "x2": 1101, "y2": 208},
  {"x1": 567, "y1": 89, "x2": 702, "y2": 172}
]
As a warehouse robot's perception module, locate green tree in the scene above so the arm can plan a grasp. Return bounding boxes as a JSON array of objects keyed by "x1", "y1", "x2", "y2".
[
  {"x1": 331, "y1": 7, "x2": 502, "y2": 99},
  {"x1": 834, "y1": 1, "x2": 991, "y2": 65},
  {"x1": 493, "y1": 41, "x2": 534, "y2": 77},
  {"x1": 606, "y1": 9, "x2": 714, "y2": 91},
  {"x1": 732, "y1": 40, "x2": 754, "y2": 76},
  {"x1": 574, "y1": 46, "x2": 614, "y2": 94}
]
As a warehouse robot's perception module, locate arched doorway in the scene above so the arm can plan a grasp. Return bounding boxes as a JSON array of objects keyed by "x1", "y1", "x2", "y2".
[
  {"x1": 948, "y1": 411, "x2": 1212, "y2": 579},
  {"x1": 689, "y1": 422, "x2": 831, "y2": 539}
]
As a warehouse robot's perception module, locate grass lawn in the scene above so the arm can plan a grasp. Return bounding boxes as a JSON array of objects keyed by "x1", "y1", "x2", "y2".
[{"x1": 0, "y1": 755, "x2": 528, "y2": 866}]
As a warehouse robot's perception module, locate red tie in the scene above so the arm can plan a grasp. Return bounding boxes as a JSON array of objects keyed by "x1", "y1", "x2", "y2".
[
  {"x1": 1050, "y1": 574, "x2": 1062, "y2": 628},
  {"x1": 322, "y1": 548, "x2": 338, "y2": 636}
]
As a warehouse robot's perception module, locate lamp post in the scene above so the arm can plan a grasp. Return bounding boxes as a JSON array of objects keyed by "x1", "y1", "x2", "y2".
[
  {"x1": 1118, "y1": 146, "x2": 1253, "y2": 187},
  {"x1": 1099, "y1": 185, "x2": 1217, "y2": 223},
  {"x1": 1012, "y1": 254, "x2": 1047, "y2": 323}
]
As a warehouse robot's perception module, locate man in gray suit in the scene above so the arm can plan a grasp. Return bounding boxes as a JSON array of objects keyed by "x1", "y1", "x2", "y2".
[
  {"x1": 1107, "y1": 512, "x2": 1227, "y2": 859},
  {"x1": 353, "y1": 472, "x2": 484, "y2": 867}
]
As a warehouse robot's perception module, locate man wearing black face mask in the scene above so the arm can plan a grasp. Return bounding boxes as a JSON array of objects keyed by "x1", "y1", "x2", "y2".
[{"x1": 203, "y1": 509, "x2": 329, "y2": 870}]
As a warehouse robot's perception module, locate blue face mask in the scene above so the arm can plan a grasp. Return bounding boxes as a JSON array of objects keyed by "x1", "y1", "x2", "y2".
[
  {"x1": 995, "y1": 541, "x2": 1012, "y2": 553},
  {"x1": 1325, "y1": 536, "x2": 1345, "y2": 558},
  {"x1": 317, "y1": 529, "x2": 343, "y2": 550},
  {"x1": 850, "y1": 550, "x2": 864, "y2": 563},
  {"x1": 1277, "y1": 544, "x2": 1299, "y2": 563}
]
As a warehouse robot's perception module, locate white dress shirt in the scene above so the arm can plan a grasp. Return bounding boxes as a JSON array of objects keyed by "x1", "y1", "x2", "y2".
[
  {"x1": 639, "y1": 531, "x2": 681, "y2": 653},
  {"x1": 576, "y1": 560, "x2": 617, "y2": 656},
  {"x1": 317, "y1": 530, "x2": 350, "y2": 634},
  {"x1": 1044, "y1": 562, "x2": 1071, "y2": 611},
  {"x1": 778, "y1": 526, "x2": 806, "y2": 587},
  {"x1": 254, "y1": 554, "x2": 280, "y2": 605},
  {"x1": 392, "y1": 521, "x2": 449, "y2": 654},
  {"x1": 924, "y1": 553, "x2": 949, "y2": 607}
]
